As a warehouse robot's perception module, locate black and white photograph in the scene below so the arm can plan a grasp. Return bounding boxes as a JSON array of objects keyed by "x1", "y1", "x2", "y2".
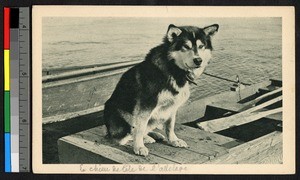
[{"x1": 32, "y1": 6, "x2": 295, "y2": 174}]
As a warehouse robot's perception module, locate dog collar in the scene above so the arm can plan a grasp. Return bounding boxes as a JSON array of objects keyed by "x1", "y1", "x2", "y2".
[{"x1": 186, "y1": 72, "x2": 197, "y2": 85}]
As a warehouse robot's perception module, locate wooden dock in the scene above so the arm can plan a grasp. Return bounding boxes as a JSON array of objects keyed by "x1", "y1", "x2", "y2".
[
  {"x1": 41, "y1": 60, "x2": 282, "y2": 164},
  {"x1": 56, "y1": 79, "x2": 282, "y2": 164}
]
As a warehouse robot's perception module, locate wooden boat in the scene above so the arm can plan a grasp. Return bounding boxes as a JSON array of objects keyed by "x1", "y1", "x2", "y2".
[{"x1": 42, "y1": 61, "x2": 282, "y2": 164}]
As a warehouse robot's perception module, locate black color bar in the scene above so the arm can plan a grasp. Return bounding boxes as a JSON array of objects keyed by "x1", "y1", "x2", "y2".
[{"x1": 10, "y1": 8, "x2": 19, "y2": 29}]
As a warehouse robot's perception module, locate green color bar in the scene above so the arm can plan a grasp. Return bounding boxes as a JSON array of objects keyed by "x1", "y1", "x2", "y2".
[{"x1": 4, "y1": 91, "x2": 10, "y2": 133}]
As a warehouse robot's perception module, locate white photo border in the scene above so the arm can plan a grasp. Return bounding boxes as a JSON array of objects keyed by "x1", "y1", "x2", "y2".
[{"x1": 32, "y1": 6, "x2": 295, "y2": 174}]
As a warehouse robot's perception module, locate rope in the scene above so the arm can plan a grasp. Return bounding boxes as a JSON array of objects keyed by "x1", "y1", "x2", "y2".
[{"x1": 203, "y1": 72, "x2": 251, "y2": 86}]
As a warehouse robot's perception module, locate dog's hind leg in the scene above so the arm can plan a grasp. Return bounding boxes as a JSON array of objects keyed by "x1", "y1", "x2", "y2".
[
  {"x1": 148, "y1": 131, "x2": 165, "y2": 141},
  {"x1": 144, "y1": 135, "x2": 156, "y2": 144},
  {"x1": 146, "y1": 118, "x2": 166, "y2": 141},
  {"x1": 118, "y1": 134, "x2": 133, "y2": 145}
]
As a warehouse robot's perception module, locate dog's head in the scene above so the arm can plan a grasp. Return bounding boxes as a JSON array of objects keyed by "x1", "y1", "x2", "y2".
[{"x1": 166, "y1": 24, "x2": 219, "y2": 79}]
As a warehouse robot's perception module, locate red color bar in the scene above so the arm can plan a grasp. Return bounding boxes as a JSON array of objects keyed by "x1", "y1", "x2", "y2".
[{"x1": 4, "y1": 7, "x2": 10, "y2": 49}]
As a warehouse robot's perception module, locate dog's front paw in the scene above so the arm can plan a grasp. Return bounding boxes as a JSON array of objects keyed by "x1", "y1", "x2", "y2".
[
  {"x1": 133, "y1": 146, "x2": 149, "y2": 156},
  {"x1": 170, "y1": 138, "x2": 188, "y2": 148}
]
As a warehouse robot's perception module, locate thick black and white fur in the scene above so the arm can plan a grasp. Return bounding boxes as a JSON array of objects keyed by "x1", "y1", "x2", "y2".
[{"x1": 104, "y1": 24, "x2": 219, "y2": 156}]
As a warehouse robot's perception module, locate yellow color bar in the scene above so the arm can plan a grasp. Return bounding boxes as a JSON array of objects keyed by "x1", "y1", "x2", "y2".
[{"x1": 4, "y1": 50, "x2": 10, "y2": 91}]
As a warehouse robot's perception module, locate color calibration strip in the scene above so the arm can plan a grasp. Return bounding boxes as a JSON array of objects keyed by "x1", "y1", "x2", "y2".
[
  {"x1": 10, "y1": 7, "x2": 20, "y2": 172},
  {"x1": 4, "y1": 7, "x2": 11, "y2": 172},
  {"x1": 4, "y1": 7, "x2": 31, "y2": 172}
]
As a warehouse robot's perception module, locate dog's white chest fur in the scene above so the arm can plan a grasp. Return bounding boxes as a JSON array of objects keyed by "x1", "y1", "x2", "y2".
[{"x1": 151, "y1": 78, "x2": 190, "y2": 121}]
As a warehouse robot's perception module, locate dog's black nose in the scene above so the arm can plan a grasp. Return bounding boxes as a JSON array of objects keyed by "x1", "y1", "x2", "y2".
[{"x1": 193, "y1": 58, "x2": 202, "y2": 66}]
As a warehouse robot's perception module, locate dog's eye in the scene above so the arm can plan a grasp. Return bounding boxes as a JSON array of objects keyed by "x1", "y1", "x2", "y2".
[
  {"x1": 198, "y1": 45, "x2": 205, "y2": 49},
  {"x1": 183, "y1": 44, "x2": 191, "y2": 50}
]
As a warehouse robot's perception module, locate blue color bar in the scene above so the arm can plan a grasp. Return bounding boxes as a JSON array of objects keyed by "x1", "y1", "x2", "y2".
[{"x1": 5, "y1": 133, "x2": 11, "y2": 172}]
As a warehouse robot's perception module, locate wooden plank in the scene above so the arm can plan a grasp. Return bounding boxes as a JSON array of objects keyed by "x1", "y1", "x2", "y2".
[
  {"x1": 58, "y1": 137, "x2": 117, "y2": 164},
  {"x1": 88, "y1": 126, "x2": 211, "y2": 164},
  {"x1": 43, "y1": 68, "x2": 129, "y2": 88},
  {"x1": 253, "y1": 87, "x2": 282, "y2": 103},
  {"x1": 197, "y1": 96, "x2": 282, "y2": 132},
  {"x1": 85, "y1": 126, "x2": 209, "y2": 164},
  {"x1": 58, "y1": 136, "x2": 174, "y2": 164},
  {"x1": 176, "y1": 80, "x2": 272, "y2": 124},
  {"x1": 42, "y1": 71, "x2": 122, "y2": 118},
  {"x1": 206, "y1": 104, "x2": 282, "y2": 120},
  {"x1": 206, "y1": 102, "x2": 282, "y2": 122},
  {"x1": 266, "y1": 112, "x2": 282, "y2": 121},
  {"x1": 89, "y1": 124, "x2": 235, "y2": 162},
  {"x1": 175, "y1": 124, "x2": 236, "y2": 145},
  {"x1": 43, "y1": 106, "x2": 103, "y2": 124},
  {"x1": 207, "y1": 101, "x2": 245, "y2": 112},
  {"x1": 238, "y1": 142, "x2": 282, "y2": 164},
  {"x1": 173, "y1": 124, "x2": 233, "y2": 157},
  {"x1": 239, "y1": 87, "x2": 282, "y2": 112},
  {"x1": 231, "y1": 96, "x2": 282, "y2": 117},
  {"x1": 43, "y1": 60, "x2": 142, "y2": 82},
  {"x1": 220, "y1": 140, "x2": 244, "y2": 149},
  {"x1": 146, "y1": 142, "x2": 209, "y2": 164},
  {"x1": 198, "y1": 108, "x2": 282, "y2": 133},
  {"x1": 43, "y1": 60, "x2": 139, "y2": 75},
  {"x1": 58, "y1": 127, "x2": 176, "y2": 164},
  {"x1": 258, "y1": 87, "x2": 270, "y2": 94},
  {"x1": 58, "y1": 123, "x2": 235, "y2": 164},
  {"x1": 204, "y1": 131, "x2": 282, "y2": 164}
]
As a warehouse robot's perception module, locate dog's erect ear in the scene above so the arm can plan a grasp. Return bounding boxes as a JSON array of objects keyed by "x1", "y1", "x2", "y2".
[
  {"x1": 203, "y1": 24, "x2": 219, "y2": 36},
  {"x1": 167, "y1": 24, "x2": 182, "y2": 42}
]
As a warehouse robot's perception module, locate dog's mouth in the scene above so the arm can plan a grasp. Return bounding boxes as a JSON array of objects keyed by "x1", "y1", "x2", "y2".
[{"x1": 185, "y1": 63, "x2": 200, "y2": 71}]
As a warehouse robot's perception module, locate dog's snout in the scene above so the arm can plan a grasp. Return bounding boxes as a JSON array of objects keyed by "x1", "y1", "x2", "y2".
[{"x1": 193, "y1": 58, "x2": 202, "y2": 66}]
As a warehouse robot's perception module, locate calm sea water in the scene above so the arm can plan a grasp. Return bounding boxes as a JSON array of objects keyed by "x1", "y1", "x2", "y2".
[{"x1": 42, "y1": 17, "x2": 281, "y2": 85}]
